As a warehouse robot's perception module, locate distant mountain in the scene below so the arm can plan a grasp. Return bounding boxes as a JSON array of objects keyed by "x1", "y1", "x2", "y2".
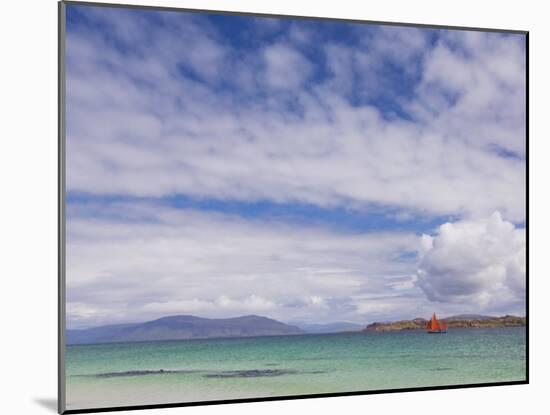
[
  {"x1": 293, "y1": 322, "x2": 364, "y2": 333},
  {"x1": 66, "y1": 323, "x2": 138, "y2": 345},
  {"x1": 67, "y1": 315, "x2": 305, "y2": 345},
  {"x1": 363, "y1": 315, "x2": 526, "y2": 332}
]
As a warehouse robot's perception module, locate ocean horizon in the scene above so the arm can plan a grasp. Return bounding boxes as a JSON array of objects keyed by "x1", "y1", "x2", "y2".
[{"x1": 65, "y1": 327, "x2": 526, "y2": 410}]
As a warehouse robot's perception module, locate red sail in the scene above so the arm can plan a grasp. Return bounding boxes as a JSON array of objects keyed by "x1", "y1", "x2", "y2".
[
  {"x1": 429, "y1": 313, "x2": 440, "y2": 331},
  {"x1": 440, "y1": 320, "x2": 447, "y2": 330}
]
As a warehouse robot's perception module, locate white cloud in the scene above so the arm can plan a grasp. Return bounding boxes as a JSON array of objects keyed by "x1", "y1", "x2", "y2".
[
  {"x1": 263, "y1": 44, "x2": 312, "y2": 89},
  {"x1": 217, "y1": 295, "x2": 276, "y2": 312},
  {"x1": 412, "y1": 31, "x2": 526, "y2": 158},
  {"x1": 416, "y1": 212, "x2": 526, "y2": 311},
  {"x1": 66, "y1": 202, "x2": 420, "y2": 328},
  {"x1": 142, "y1": 295, "x2": 276, "y2": 315},
  {"x1": 66, "y1": 203, "x2": 526, "y2": 327},
  {"x1": 65, "y1": 15, "x2": 526, "y2": 222}
]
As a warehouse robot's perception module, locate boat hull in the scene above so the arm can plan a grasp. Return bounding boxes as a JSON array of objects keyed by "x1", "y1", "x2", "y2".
[{"x1": 428, "y1": 330, "x2": 447, "y2": 334}]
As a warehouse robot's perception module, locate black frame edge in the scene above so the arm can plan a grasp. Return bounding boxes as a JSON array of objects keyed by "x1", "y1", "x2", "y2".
[
  {"x1": 58, "y1": 1, "x2": 67, "y2": 414},
  {"x1": 62, "y1": 0, "x2": 528, "y2": 35},
  {"x1": 525, "y1": 31, "x2": 529, "y2": 385}
]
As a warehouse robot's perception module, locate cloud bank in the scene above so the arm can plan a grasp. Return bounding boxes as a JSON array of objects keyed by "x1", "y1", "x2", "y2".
[{"x1": 66, "y1": 202, "x2": 419, "y2": 328}]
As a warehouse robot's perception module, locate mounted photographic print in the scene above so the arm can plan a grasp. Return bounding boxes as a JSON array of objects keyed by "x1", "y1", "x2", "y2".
[{"x1": 58, "y1": 1, "x2": 528, "y2": 413}]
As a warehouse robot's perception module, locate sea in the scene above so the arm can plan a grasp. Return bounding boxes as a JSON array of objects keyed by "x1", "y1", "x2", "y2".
[{"x1": 65, "y1": 327, "x2": 526, "y2": 411}]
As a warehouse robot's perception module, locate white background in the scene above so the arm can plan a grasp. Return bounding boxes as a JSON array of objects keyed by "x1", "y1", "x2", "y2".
[{"x1": 0, "y1": 0, "x2": 545, "y2": 414}]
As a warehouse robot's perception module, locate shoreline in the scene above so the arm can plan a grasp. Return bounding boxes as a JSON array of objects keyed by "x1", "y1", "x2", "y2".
[{"x1": 363, "y1": 315, "x2": 526, "y2": 333}]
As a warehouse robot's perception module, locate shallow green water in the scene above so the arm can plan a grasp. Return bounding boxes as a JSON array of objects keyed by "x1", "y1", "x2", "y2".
[{"x1": 65, "y1": 327, "x2": 526, "y2": 410}]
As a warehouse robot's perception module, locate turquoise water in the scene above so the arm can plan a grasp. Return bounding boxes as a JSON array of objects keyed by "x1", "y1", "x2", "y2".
[{"x1": 65, "y1": 328, "x2": 526, "y2": 410}]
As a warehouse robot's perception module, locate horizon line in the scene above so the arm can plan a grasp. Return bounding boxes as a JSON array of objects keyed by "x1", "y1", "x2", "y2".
[{"x1": 67, "y1": 311, "x2": 526, "y2": 331}]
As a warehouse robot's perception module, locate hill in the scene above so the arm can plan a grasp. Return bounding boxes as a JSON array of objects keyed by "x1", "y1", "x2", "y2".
[
  {"x1": 67, "y1": 315, "x2": 304, "y2": 345},
  {"x1": 363, "y1": 315, "x2": 526, "y2": 332}
]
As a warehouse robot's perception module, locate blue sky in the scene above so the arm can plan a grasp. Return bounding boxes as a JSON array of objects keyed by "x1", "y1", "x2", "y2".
[
  {"x1": 65, "y1": 4, "x2": 526, "y2": 328},
  {"x1": 67, "y1": 192, "x2": 452, "y2": 234},
  {"x1": 66, "y1": 7, "x2": 434, "y2": 113}
]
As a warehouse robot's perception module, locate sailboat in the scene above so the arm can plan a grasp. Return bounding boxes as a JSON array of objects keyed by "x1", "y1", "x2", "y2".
[{"x1": 427, "y1": 312, "x2": 447, "y2": 333}]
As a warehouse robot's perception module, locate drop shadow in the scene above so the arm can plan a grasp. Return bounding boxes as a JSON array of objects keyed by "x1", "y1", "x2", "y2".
[{"x1": 34, "y1": 398, "x2": 57, "y2": 412}]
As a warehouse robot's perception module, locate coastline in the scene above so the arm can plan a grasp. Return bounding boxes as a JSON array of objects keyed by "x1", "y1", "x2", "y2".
[{"x1": 363, "y1": 315, "x2": 526, "y2": 332}]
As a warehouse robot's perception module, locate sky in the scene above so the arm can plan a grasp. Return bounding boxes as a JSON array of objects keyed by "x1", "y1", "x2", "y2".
[{"x1": 64, "y1": 4, "x2": 527, "y2": 329}]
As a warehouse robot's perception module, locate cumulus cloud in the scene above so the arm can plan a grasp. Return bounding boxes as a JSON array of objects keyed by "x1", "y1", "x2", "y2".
[{"x1": 416, "y1": 212, "x2": 526, "y2": 311}]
